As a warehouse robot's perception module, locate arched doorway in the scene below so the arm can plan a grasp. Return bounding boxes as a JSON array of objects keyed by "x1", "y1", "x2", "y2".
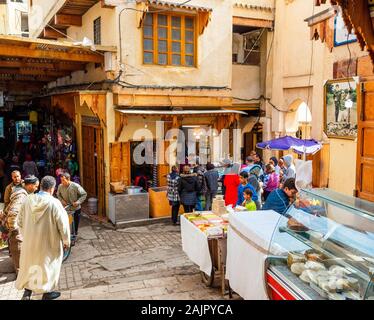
[{"x1": 285, "y1": 99, "x2": 312, "y2": 139}]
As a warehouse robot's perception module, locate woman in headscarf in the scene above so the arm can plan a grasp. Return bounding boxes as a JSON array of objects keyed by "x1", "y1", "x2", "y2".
[
  {"x1": 263, "y1": 164, "x2": 279, "y2": 201},
  {"x1": 282, "y1": 154, "x2": 296, "y2": 183},
  {"x1": 269, "y1": 156, "x2": 281, "y2": 175},
  {"x1": 249, "y1": 165, "x2": 263, "y2": 209}
]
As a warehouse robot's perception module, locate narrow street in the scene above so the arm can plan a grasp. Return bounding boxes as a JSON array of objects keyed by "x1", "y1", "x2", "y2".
[{"x1": 0, "y1": 217, "x2": 230, "y2": 300}]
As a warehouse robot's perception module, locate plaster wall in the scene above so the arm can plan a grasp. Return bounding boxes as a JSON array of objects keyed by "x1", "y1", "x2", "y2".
[{"x1": 270, "y1": 0, "x2": 363, "y2": 196}]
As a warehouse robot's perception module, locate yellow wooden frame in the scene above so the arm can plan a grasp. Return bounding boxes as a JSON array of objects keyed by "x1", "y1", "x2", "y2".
[{"x1": 142, "y1": 11, "x2": 197, "y2": 67}]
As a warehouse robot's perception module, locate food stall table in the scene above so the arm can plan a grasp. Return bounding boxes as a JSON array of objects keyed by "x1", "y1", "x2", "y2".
[{"x1": 181, "y1": 214, "x2": 229, "y2": 296}]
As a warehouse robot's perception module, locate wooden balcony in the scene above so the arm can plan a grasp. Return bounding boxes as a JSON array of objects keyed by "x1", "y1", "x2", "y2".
[{"x1": 38, "y1": 0, "x2": 114, "y2": 39}]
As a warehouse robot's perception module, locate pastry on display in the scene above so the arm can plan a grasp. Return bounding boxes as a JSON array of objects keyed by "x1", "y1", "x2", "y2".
[
  {"x1": 287, "y1": 252, "x2": 306, "y2": 267},
  {"x1": 304, "y1": 249, "x2": 326, "y2": 263},
  {"x1": 290, "y1": 262, "x2": 306, "y2": 275},
  {"x1": 346, "y1": 277, "x2": 359, "y2": 290},
  {"x1": 287, "y1": 217, "x2": 309, "y2": 231},
  {"x1": 329, "y1": 265, "x2": 351, "y2": 277},
  {"x1": 305, "y1": 260, "x2": 326, "y2": 271},
  {"x1": 335, "y1": 278, "x2": 350, "y2": 291},
  {"x1": 299, "y1": 270, "x2": 311, "y2": 283},
  {"x1": 299, "y1": 269, "x2": 318, "y2": 283}
]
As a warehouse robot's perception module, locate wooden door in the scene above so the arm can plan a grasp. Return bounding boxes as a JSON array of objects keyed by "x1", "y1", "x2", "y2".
[
  {"x1": 110, "y1": 142, "x2": 131, "y2": 186},
  {"x1": 157, "y1": 141, "x2": 169, "y2": 187},
  {"x1": 82, "y1": 125, "x2": 105, "y2": 215},
  {"x1": 356, "y1": 82, "x2": 374, "y2": 202},
  {"x1": 82, "y1": 125, "x2": 96, "y2": 197}
]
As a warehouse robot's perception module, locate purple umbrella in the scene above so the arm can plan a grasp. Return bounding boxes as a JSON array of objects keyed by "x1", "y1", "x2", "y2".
[{"x1": 256, "y1": 136, "x2": 322, "y2": 155}]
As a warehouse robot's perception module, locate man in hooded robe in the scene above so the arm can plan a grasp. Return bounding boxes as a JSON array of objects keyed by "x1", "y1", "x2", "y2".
[
  {"x1": 16, "y1": 176, "x2": 70, "y2": 300},
  {"x1": 4, "y1": 176, "x2": 39, "y2": 274}
]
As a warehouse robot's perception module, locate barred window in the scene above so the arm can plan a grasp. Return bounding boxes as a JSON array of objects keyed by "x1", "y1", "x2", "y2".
[{"x1": 93, "y1": 17, "x2": 101, "y2": 45}]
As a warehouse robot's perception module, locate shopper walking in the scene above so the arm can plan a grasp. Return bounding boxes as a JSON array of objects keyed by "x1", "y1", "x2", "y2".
[
  {"x1": 57, "y1": 172, "x2": 87, "y2": 236},
  {"x1": 248, "y1": 165, "x2": 263, "y2": 209},
  {"x1": 4, "y1": 170, "x2": 23, "y2": 210},
  {"x1": 22, "y1": 154, "x2": 39, "y2": 178},
  {"x1": 3, "y1": 176, "x2": 39, "y2": 274},
  {"x1": 16, "y1": 176, "x2": 70, "y2": 300},
  {"x1": 223, "y1": 163, "x2": 241, "y2": 207},
  {"x1": 204, "y1": 163, "x2": 219, "y2": 211},
  {"x1": 193, "y1": 164, "x2": 206, "y2": 212},
  {"x1": 167, "y1": 166, "x2": 181, "y2": 225},
  {"x1": 178, "y1": 166, "x2": 200, "y2": 213}
]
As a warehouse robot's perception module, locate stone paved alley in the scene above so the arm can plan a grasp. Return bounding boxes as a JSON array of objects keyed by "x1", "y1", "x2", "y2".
[{"x1": 0, "y1": 217, "x2": 232, "y2": 300}]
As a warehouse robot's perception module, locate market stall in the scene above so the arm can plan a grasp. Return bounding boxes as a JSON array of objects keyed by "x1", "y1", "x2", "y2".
[
  {"x1": 180, "y1": 196, "x2": 230, "y2": 296},
  {"x1": 266, "y1": 188, "x2": 374, "y2": 300},
  {"x1": 225, "y1": 188, "x2": 374, "y2": 300}
]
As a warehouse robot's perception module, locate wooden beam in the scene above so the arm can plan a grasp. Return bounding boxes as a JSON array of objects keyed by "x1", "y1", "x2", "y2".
[
  {"x1": 0, "y1": 44, "x2": 103, "y2": 63},
  {"x1": 54, "y1": 14, "x2": 82, "y2": 27},
  {"x1": 0, "y1": 60, "x2": 86, "y2": 71},
  {"x1": 0, "y1": 74, "x2": 55, "y2": 82},
  {"x1": 43, "y1": 27, "x2": 67, "y2": 39},
  {"x1": 233, "y1": 16, "x2": 273, "y2": 29},
  {"x1": 114, "y1": 94, "x2": 233, "y2": 108},
  {"x1": 19, "y1": 68, "x2": 71, "y2": 77}
]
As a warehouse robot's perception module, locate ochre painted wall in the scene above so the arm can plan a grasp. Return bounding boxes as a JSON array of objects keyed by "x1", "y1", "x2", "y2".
[
  {"x1": 328, "y1": 139, "x2": 357, "y2": 196},
  {"x1": 270, "y1": 0, "x2": 367, "y2": 196}
]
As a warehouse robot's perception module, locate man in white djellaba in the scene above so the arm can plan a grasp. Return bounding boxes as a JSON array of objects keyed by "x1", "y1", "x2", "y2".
[{"x1": 16, "y1": 176, "x2": 70, "y2": 300}]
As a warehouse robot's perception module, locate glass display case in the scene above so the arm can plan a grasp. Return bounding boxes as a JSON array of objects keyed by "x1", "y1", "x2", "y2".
[{"x1": 265, "y1": 188, "x2": 374, "y2": 300}]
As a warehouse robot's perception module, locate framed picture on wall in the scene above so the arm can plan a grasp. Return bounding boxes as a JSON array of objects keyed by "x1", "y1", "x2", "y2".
[
  {"x1": 334, "y1": 11, "x2": 357, "y2": 46},
  {"x1": 324, "y1": 78, "x2": 358, "y2": 140}
]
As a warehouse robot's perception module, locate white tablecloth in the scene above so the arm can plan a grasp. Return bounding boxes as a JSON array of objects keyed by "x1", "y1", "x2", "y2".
[{"x1": 180, "y1": 215, "x2": 212, "y2": 276}]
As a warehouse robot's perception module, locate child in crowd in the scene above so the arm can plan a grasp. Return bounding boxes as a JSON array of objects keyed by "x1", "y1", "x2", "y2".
[
  {"x1": 242, "y1": 189, "x2": 257, "y2": 211},
  {"x1": 236, "y1": 171, "x2": 258, "y2": 207}
]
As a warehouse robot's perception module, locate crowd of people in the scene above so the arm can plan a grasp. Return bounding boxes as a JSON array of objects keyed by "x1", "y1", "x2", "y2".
[
  {"x1": 0, "y1": 170, "x2": 87, "y2": 300},
  {"x1": 167, "y1": 151, "x2": 299, "y2": 225}
]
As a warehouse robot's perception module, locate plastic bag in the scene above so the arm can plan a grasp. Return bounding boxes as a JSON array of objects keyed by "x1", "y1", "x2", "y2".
[{"x1": 295, "y1": 159, "x2": 313, "y2": 191}]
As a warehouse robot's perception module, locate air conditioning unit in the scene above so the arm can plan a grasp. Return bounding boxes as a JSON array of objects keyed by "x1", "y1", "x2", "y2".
[{"x1": 104, "y1": 52, "x2": 114, "y2": 72}]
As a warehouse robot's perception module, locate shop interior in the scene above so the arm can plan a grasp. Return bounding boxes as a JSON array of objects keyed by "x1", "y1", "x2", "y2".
[{"x1": 0, "y1": 102, "x2": 79, "y2": 185}]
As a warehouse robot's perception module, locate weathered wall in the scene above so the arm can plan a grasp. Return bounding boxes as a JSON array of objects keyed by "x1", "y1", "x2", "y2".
[
  {"x1": 328, "y1": 139, "x2": 357, "y2": 196},
  {"x1": 0, "y1": 4, "x2": 6, "y2": 34},
  {"x1": 232, "y1": 64, "x2": 261, "y2": 99},
  {"x1": 67, "y1": 1, "x2": 117, "y2": 47},
  {"x1": 119, "y1": 0, "x2": 232, "y2": 88}
]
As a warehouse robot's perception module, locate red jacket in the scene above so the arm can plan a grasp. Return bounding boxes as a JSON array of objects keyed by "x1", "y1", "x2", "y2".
[{"x1": 224, "y1": 174, "x2": 240, "y2": 207}]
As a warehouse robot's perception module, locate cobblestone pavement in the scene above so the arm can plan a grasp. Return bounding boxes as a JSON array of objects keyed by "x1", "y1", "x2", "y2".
[{"x1": 0, "y1": 217, "x2": 238, "y2": 300}]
